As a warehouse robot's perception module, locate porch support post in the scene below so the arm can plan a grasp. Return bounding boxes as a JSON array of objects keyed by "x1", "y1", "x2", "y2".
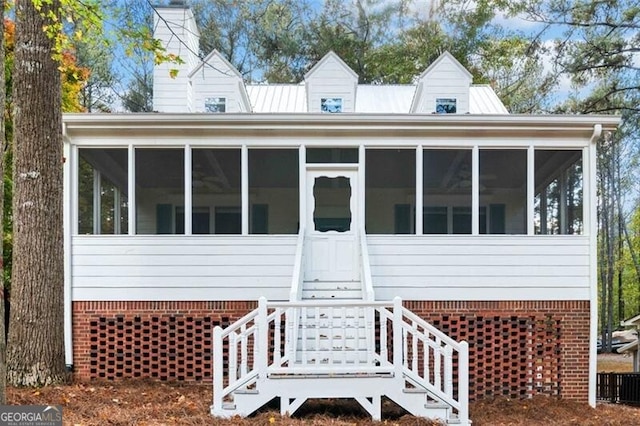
[
  {"x1": 393, "y1": 297, "x2": 403, "y2": 375},
  {"x1": 258, "y1": 297, "x2": 269, "y2": 377},
  {"x1": 128, "y1": 144, "x2": 135, "y2": 235},
  {"x1": 242, "y1": 145, "x2": 249, "y2": 235},
  {"x1": 527, "y1": 145, "x2": 534, "y2": 235},
  {"x1": 471, "y1": 146, "x2": 479, "y2": 235},
  {"x1": 458, "y1": 341, "x2": 470, "y2": 425},
  {"x1": 212, "y1": 325, "x2": 223, "y2": 413},
  {"x1": 299, "y1": 145, "x2": 306, "y2": 230},
  {"x1": 359, "y1": 145, "x2": 366, "y2": 230},
  {"x1": 416, "y1": 145, "x2": 423, "y2": 235},
  {"x1": 184, "y1": 145, "x2": 192, "y2": 235}
]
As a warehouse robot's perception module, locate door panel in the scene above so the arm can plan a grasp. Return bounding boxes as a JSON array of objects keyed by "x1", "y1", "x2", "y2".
[{"x1": 305, "y1": 169, "x2": 359, "y2": 282}]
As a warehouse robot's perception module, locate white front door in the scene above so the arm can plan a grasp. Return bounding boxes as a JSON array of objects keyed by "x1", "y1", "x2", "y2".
[{"x1": 304, "y1": 168, "x2": 359, "y2": 282}]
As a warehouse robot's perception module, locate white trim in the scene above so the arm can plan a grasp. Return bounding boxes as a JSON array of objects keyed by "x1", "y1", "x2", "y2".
[
  {"x1": 359, "y1": 145, "x2": 366, "y2": 231},
  {"x1": 299, "y1": 145, "x2": 306, "y2": 230},
  {"x1": 588, "y1": 141, "x2": 598, "y2": 407},
  {"x1": 582, "y1": 147, "x2": 590, "y2": 236},
  {"x1": 62, "y1": 113, "x2": 622, "y2": 133},
  {"x1": 472, "y1": 146, "x2": 479, "y2": 235},
  {"x1": 418, "y1": 51, "x2": 473, "y2": 81},
  {"x1": 185, "y1": 145, "x2": 192, "y2": 235},
  {"x1": 241, "y1": 145, "x2": 249, "y2": 235},
  {"x1": 128, "y1": 145, "x2": 135, "y2": 235},
  {"x1": 63, "y1": 142, "x2": 73, "y2": 366},
  {"x1": 527, "y1": 145, "x2": 534, "y2": 235},
  {"x1": 416, "y1": 145, "x2": 423, "y2": 235}
]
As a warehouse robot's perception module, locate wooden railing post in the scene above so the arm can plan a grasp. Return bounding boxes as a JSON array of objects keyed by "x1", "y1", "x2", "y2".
[
  {"x1": 393, "y1": 297, "x2": 403, "y2": 374},
  {"x1": 258, "y1": 297, "x2": 269, "y2": 378},
  {"x1": 212, "y1": 325, "x2": 223, "y2": 413},
  {"x1": 458, "y1": 341, "x2": 470, "y2": 425}
]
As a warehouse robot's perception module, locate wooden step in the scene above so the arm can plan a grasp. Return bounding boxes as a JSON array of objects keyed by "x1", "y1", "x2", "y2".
[{"x1": 301, "y1": 280, "x2": 363, "y2": 300}]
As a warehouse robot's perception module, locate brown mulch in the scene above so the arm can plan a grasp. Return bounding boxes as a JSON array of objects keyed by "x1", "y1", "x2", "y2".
[{"x1": 6, "y1": 381, "x2": 640, "y2": 425}]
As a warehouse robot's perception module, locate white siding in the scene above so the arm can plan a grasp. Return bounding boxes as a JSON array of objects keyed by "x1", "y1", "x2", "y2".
[
  {"x1": 153, "y1": 7, "x2": 200, "y2": 112},
  {"x1": 71, "y1": 236, "x2": 297, "y2": 301},
  {"x1": 416, "y1": 55, "x2": 471, "y2": 114},
  {"x1": 191, "y1": 53, "x2": 249, "y2": 113},
  {"x1": 305, "y1": 54, "x2": 358, "y2": 113},
  {"x1": 368, "y1": 235, "x2": 590, "y2": 301}
]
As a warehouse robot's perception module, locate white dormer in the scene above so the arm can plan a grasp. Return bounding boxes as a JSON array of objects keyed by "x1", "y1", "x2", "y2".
[
  {"x1": 304, "y1": 52, "x2": 358, "y2": 113},
  {"x1": 188, "y1": 50, "x2": 251, "y2": 113},
  {"x1": 411, "y1": 52, "x2": 472, "y2": 114},
  {"x1": 153, "y1": 2, "x2": 200, "y2": 112}
]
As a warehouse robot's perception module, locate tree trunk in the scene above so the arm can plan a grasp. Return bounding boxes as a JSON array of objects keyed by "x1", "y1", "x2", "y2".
[
  {"x1": 6, "y1": 0, "x2": 66, "y2": 386},
  {"x1": 0, "y1": 0, "x2": 7, "y2": 403}
]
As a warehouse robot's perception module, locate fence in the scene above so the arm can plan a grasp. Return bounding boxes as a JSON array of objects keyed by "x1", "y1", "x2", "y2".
[{"x1": 596, "y1": 372, "x2": 640, "y2": 405}]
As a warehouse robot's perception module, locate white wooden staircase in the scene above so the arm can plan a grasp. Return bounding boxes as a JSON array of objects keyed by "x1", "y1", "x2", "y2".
[{"x1": 211, "y1": 230, "x2": 470, "y2": 424}]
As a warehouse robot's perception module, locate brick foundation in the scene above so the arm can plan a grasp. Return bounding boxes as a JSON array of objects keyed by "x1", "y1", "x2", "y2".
[{"x1": 72, "y1": 300, "x2": 590, "y2": 401}]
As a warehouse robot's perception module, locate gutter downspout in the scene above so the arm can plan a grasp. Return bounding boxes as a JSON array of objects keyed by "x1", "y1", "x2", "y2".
[
  {"x1": 62, "y1": 122, "x2": 74, "y2": 370},
  {"x1": 588, "y1": 123, "x2": 602, "y2": 406}
]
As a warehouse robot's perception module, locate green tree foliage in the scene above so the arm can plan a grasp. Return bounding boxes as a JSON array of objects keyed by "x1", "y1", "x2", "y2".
[{"x1": 514, "y1": 0, "x2": 640, "y2": 348}]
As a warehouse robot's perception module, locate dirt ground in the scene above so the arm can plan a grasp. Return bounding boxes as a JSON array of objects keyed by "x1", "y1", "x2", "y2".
[{"x1": 3, "y1": 354, "x2": 638, "y2": 425}]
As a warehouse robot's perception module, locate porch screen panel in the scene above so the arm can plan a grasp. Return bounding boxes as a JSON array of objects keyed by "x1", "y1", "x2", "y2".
[
  {"x1": 479, "y1": 149, "x2": 527, "y2": 234},
  {"x1": 135, "y1": 148, "x2": 185, "y2": 234},
  {"x1": 423, "y1": 149, "x2": 472, "y2": 234},
  {"x1": 192, "y1": 149, "x2": 241, "y2": 234},
  {"x1": 249, "y1": 149, "x2": 299, "y2": 234},
  {"x1": 78, "y1": 148, "x2": 128, "y2": 234},
  {"x1": 534, "y1": 150, "x2": 583, "y2": 235},
  {"x1": 365, "y1": 149, "x2": 416, "y2": 234}
]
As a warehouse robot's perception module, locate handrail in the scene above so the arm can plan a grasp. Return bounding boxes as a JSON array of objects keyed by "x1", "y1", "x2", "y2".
[
  {"x1": 288, "y1": 228, "x2": 306, "y2": 301},
  {"x1": 212, "y1": 297, "x2": 469, "y2": 424},
  {"x1": 359, "y1": 229, "x2": 375, "y2": 301}
]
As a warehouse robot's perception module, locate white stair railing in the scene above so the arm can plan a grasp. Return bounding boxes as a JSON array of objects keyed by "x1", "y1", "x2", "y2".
[
  {"x1": 381, "y1": 297, "x2": 469, "y2": 424},
  {"x1": 212, "y1": 297, "x2": 469, "y2": 424}
]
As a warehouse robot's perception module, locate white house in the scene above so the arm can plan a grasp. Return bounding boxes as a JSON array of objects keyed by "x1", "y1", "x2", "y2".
[{"x1": 61, "y1": 3, "x2": 620, "y2": 424}]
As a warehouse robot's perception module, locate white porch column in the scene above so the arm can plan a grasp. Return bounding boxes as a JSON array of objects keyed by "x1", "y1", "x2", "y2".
[
  {"x1": 527, "y1": 145, "x2": 535, "y2": 235},
  {"x1": 299, "y1": 145, "x2": 306, "y2": 230},
  {"x1": 359, "y1": 145, "x2": 366, "y2": 232},
  {"x1": 472, "y1": 146, "x2": 479, "y2": 235},
  {"x1": 128, "y1": 144, "x2": 135, "y2": 235},
  {"x1": 242, "y1": 144, "x2": 249, "y2": 235},
  {"x1": 416, "y1": 145, "x2": 423, "y2": 235},
  {"x1": 184, "y1": 145, "x2": 192, "y2": 235}
]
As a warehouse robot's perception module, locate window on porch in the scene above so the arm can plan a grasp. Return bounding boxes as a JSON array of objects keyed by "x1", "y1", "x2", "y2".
[
  {"x1": 192, "y1": 149, "x2": 241, "y2": 234},
  {"x1": 479, "y1": 149, "x2": 527, "y2": 234},
  {"x1": 534, "y1": 150, "x2": 583, "y2": 234},
  {"x1": 365, "y1": 149, "x2": 416, "y2": 234},
  {"x1": 423, "y1": 149, "x2": 473, "y2": 234},
  {"x1": 77, "y1": 148, "x2": 128, "y2": 234},
  {"x1": 249, "y1": 149, "x2": 299, "y2": 234},
  {"x1": 135, "y1": 148, "x2": 185, "y2": 234}
]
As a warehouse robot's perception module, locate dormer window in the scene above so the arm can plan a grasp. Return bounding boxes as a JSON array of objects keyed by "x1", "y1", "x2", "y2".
[
  {"x1": 205, "y1": 97, "x2": 226, "y2": 113},
  {"x1": 321, "y1": 98, "x2": 342, "y2": 113},
  {"x1": 436, "y1": 98, "x2": 457, "y2": 114}
]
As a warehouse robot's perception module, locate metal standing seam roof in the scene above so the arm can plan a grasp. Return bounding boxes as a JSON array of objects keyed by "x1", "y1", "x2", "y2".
[{"x1": 245, "y1": 84, "x2": 509, "y2": 114}]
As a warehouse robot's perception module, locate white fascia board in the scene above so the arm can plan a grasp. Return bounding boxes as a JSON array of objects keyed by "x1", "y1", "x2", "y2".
[{"x1": 62, "y1": 113, "x2": 621, "y2": 135}]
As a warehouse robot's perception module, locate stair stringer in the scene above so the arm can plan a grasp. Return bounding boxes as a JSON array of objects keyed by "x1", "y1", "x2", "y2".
[{"x1": 214, "y1": 373, "x2": 467, "y2": 424}]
